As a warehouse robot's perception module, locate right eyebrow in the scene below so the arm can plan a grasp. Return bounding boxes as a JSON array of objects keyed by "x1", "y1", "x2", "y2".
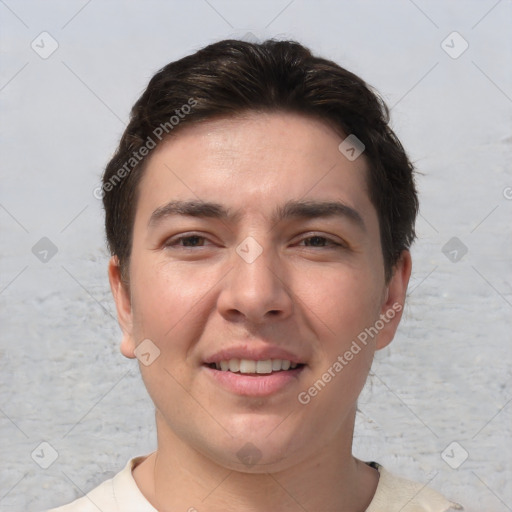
[{"x1": 148, "y1": 200, "x2": 241, "y2": 228}]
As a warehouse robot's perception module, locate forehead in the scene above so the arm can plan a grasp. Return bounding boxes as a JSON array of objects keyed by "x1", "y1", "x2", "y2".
[{"x1": 135, "y1": 112, "x2": 376, "y2": 228}]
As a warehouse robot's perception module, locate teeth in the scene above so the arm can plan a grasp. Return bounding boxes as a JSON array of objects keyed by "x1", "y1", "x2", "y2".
[
  {"x1": 239, "y1": 360, "x2": 256, "y2": 373},
  {"x1": 272, "y1": 359, "x2": 282, "y2": 371},
  {"x1": 212, "y1": 358, "x2": 300, "y2": 374},
  {"x1": 256, "y1": 360, "x2": 272, "y2": 374}
]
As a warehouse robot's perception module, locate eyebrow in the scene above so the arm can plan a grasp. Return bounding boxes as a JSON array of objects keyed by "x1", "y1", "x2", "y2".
[{"x1": 148, "y1": 199, "x2": 366, "y2": 231}]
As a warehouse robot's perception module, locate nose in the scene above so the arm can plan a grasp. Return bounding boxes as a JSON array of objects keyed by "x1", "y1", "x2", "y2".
[{"x1": 217, "y1": 239, "x2": 294, "y2": 325}]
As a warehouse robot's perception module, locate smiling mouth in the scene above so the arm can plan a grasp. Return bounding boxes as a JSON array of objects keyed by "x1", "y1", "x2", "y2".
[{"x1": 206, "y1": 359, "x2": 305, "y2": 374}]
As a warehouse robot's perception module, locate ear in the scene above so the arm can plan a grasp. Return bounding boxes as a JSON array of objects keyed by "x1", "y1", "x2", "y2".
[
  {"x1": 108, "y1": 256, "x2": 136, "y2": 358},
  {"x1": 375, "y1": 250, "x2": 412, "y2": 350}
]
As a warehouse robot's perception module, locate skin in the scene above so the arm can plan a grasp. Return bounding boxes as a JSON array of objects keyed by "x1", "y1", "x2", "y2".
[{"x1": 109, "y1": 111, "x2": 412, "y2": 512}]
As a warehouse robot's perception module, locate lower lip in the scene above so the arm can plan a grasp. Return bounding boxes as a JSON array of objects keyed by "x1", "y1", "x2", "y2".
[{"x1": 203, "y1": 365, "x2": 305, "y2": 396}]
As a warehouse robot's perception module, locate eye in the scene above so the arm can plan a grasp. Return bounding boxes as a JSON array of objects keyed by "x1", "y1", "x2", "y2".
[
  {"x1": 298, "y1": 235, "x2": 345, "y2": 249},
  {"x1": 164, "y1": 234, "x2": 211, "y2": 248}
]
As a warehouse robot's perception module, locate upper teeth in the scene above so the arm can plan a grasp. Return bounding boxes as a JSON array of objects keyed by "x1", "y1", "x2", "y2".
[{"x1": 215, "y1": 359, "x2": 298, "y2": 374}]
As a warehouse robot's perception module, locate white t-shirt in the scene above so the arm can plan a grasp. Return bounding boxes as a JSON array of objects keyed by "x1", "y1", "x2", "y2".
[{"x1": 47, "y1": 455, "x2": 463, "y2": 512}]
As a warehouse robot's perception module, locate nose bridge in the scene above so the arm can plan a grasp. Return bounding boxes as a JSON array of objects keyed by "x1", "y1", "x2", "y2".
[
  {"x1": 236, "y1": 236, "x2": 278, "y2": 292},
  {"x1": 219, "y1": 235, "x2": 292, "y2": 321}
]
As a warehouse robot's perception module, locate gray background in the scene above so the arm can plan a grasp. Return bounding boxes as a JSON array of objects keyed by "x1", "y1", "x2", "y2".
[{"x1": 1, "y1": 1, "x2": 511, "y2": 510}]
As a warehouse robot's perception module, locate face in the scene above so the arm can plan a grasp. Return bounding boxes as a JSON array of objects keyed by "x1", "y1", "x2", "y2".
[{"x1": 109, "y1": 112, "x2": 411, "y2": 473}]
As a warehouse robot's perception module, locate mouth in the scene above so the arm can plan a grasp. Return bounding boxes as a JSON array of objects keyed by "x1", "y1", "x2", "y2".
[
  {"x1": 203, "y1": 358, "x2": 306, "y2": 396},
  {"x1": 205, "y1": 358, "x2": 305, "y2": 374}
]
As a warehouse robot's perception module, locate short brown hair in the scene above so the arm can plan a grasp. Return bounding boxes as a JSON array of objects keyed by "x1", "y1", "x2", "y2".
[{"x1": 102, "y1": 38, "x2": 418, "y2": 282}]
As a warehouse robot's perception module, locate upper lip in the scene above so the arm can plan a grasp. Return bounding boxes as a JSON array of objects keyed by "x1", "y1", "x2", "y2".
[{"x1": 203, "y1": 344, "x2": 306, "y2": 365}]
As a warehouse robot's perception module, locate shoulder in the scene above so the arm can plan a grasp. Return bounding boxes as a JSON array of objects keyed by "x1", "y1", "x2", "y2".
[
  {"x1": 366, "y1": 463, "x2": 463, "y2": 512},
  {"x1": 45, "y1": 455, "x2": 157, "y2": 512},
  {"x1": 46, "y1": 476, "x2": 116, "y2": 512}
]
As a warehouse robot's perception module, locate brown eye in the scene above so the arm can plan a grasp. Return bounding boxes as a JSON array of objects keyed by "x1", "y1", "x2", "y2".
[
  {"x1": 304, "y1": 236, "x2": 330, "y2": 247},
  {"x1": 299, "y1": 235, "x2": 344, "y2": 248},
  {"x1": 178, "y1": 236, "x2": 205, "y2": 247},
  {"x1": 164, "y1": 234, "x2": 210, "y2": 248}
]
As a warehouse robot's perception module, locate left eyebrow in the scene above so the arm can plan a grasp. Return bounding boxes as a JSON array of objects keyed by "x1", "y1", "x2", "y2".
[
  {"x1": 274, "y1": 200, "x2": 366, "y2": 232},
  {"x1": 147, "y1": 199, "x2": 366, "y2": 232}
]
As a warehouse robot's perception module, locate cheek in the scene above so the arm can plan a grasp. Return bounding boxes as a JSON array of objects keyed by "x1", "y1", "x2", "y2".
[
  {"x1": 296, "y1": 274, "x2": 378, "y2": 419},
  {"x1": 129, "y1": 258, "x2": 215, "y2": 350},
  {"x1": 295, "y1": 267, "x2": 382, "y2": 405},
  {"x1": 133, "y1": 258, "x2": 210, "y2": 316},
  {"x1": 297, "y1": 266, "x2": 383, "y2": 340},
  {"x1": 128, "y1": 262, "x2": 212, "y2": 414}
]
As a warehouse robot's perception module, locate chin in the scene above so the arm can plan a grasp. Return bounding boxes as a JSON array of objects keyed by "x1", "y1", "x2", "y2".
[
  {"x1": 205, "y1": 422, "x2": 307, "y2": 474},
  {"x1": 216, "y1": 443, "x2": 303, "y2": 474}
]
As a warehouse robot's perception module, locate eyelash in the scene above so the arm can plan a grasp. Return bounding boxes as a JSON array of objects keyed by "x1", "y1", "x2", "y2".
[{"x1": 163, "y1": 233, "x2": 345, "y2": 249}]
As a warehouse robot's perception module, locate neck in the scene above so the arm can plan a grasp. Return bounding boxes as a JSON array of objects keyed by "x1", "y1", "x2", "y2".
[{"x1": 133, "y1": 409, "x2": 379, "y2": 512}]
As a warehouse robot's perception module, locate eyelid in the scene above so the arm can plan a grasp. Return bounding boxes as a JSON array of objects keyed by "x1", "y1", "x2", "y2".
[
  {"x1": 163, "y1": 232, "x2": 215, "y2": 248},
  {"x1": 295, "y1": 232, "x2": 348, "y2": 248}
]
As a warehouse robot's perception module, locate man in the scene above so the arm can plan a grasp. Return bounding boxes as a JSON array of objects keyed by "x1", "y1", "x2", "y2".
[{"x1": 49, "y1": 38, "x2": 462, "y2": 511}]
